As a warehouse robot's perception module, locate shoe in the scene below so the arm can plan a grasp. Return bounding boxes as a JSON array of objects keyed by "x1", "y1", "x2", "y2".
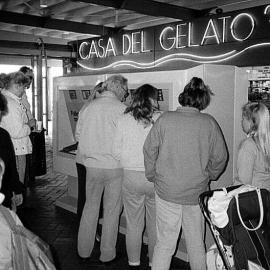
[
  {"x1": 100, "y1": 256, "x2": 121, "y2": 266},
  {"x1": 77, "y1": 255, "x2": 90, "y2": 263},
  {"x1": 129, "y1": 265, "x2": 141, "y2": 270},
  {"x1": 78, "y1": 255, "x2": 105, "y2": 266}
]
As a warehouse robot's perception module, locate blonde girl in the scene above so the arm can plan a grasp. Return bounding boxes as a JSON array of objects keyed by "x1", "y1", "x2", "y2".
[{"x1": 235, "y1": 102, "x2": 270, "y2": 189}]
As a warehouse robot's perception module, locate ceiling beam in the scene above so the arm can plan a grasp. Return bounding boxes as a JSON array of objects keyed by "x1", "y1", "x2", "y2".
[
  {"x1": 71, "y1": 0, "x2": 203, "y2": 20},
  {"x1": 0, "y1": 10, "x2": 113, "y2": 36},
  {"x1": 0, "y1": 40, "x2": 73, "y2": 52}
]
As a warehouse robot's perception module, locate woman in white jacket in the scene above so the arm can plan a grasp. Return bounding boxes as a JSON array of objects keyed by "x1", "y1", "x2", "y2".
[
  {"x1": 113, "y1": 84, "x2": 161, "y2": 270},
  {"x1": 0, "y1": 72, "x2": 33, "y2": 184}
]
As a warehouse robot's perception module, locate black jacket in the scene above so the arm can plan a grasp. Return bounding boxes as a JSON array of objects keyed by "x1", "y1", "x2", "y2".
[{"x1": 0, "y1": 127, "x2": 24, "y2": 208}]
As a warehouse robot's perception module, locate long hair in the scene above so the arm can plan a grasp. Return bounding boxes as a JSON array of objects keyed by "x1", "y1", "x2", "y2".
[
  {"x1": 125, "y1": 84, "x2": 158, "y2": 127},
  {"x1": 242, "y1": 102, "x2": 270, "y2": 166},
  {"x1": 178, "y1": 77, "x2": 214, "y2": 111}
]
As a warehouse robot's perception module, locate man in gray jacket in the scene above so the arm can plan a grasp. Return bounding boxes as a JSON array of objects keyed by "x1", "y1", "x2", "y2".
[{"x1": 77, "y1": 75, "x2": 128, "y2": 264}]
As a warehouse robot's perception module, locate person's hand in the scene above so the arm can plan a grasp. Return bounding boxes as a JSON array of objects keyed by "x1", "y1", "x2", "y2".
[
  {"x1": 28, "y1": 118, "x2": 37, "y2": 129},
  {"x1": 13, "y1": 193, "x2": 23, "y2": 206}
]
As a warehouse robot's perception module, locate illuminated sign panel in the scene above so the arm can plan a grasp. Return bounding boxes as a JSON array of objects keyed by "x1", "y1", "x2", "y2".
[{"x1": 74, "y1": 5, "x2": 270, "y2": 71}]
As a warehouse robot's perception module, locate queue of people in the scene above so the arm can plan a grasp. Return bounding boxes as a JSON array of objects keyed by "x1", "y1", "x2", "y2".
[
  {"x1": 74, "y1": 75, "x2": 229, "y2": 270},
  {"x1": 0, "y1": 68, "x2": 270, "y2": 270}
]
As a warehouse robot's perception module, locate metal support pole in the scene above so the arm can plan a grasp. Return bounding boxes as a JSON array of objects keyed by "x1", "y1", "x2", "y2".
[
  {"x1": 36, "y1": 54, "x2": 43, "y2": 121},
  {"x1": 31, "y1": 56, "x2": 36, "y2": 119}
]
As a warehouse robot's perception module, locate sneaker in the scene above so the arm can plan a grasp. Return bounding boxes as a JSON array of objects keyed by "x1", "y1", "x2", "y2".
[{"x1": 95, "y1": 233, "x2": 101, "y2": 242}]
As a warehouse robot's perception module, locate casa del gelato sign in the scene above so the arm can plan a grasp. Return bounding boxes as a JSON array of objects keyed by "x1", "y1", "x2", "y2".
[{"x1": 75, "y1": 4, "x2": 270, "y2": 71}]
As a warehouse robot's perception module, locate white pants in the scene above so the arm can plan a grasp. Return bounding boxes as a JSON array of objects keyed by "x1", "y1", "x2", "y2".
[
  {"x1": 77, "y1": 167, "x2": 123, "y2": 262},
  {"x1": 152, "y1": 194, "x2": 207, "y2": 270},
  {"x1": 122, "y1": 170, "x2": 156, "y2": 266}
]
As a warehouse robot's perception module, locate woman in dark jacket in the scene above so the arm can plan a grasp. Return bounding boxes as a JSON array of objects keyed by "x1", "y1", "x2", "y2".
[{"x1": 0, "y1": 91, "x2": 24, "y2": 208}]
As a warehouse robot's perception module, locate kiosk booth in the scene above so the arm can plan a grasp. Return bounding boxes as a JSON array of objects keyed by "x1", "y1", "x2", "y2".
[{"x1": 53, "y1": 4, "x2": 270, "y2": 261}]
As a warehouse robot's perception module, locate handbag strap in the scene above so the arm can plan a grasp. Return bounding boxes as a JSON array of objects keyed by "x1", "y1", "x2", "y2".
[
  {"x1": 235, "y1": 188, "x2": 264, "y2": 231},
  {"x1": 0, "y1": 205, "x2": 29, "y2": 270}
]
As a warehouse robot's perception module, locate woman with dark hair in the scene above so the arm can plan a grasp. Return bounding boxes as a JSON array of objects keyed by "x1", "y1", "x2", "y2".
[
  {"x1": 0, "y1": 72, "x2": 33, "y2": 185},
  {"x1": 0, "y1": 91, "x2": 24, "y2": 209},
  {"x1": 113, "y1": 84, "x2": 161, "y2": 270},
  {"x1": 143, "y1": 77, "x2": 228, "y2": 270}
]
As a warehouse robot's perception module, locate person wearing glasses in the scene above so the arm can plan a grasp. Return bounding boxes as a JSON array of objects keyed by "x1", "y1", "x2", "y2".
[{"x1": 77, "y1": 75, "x2": 129, "y2": 265}]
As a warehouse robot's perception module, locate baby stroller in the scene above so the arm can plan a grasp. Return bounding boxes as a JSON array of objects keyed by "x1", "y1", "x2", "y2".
[{"x1": 199, "y1": 185, "x2": 270, "y2": 270}]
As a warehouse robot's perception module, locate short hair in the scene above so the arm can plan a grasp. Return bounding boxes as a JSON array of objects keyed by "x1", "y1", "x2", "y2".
[
  {"x1": 125, "y1": 84, "x2": 158, "y2": 126},
  {"x1": 19, "y1": 66, "x2": 33, "y2": 87},
  {"x1": 178, "y1": 77, "x2": 213, "y2": 111},
  {"x1": 103, "y1": 75, "x2": 128, "y2": 96},
  {"x1": 4, "y1": 71, "x2": 30, "y2": 89}
]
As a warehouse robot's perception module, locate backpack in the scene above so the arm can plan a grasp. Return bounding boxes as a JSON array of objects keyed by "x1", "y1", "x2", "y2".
[{"x1": 0, "y1": 205, "x2": 56, "y2": 270}]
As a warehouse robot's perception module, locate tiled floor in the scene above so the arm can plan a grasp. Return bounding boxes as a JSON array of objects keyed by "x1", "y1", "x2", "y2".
[{"x1": 17, "y1": 137, "x2": 190, "y2": 270}]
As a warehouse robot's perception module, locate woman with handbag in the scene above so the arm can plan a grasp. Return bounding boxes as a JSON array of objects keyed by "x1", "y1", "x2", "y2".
[{"x1": 234, "y1": 102, "x2": 270, "y2": 190}]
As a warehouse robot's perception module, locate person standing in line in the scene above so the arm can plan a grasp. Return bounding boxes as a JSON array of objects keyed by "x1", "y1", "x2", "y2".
[
  {"x1": 0, "y1": 72, "x2": 33, "y2": 184},
  {"x1": 234, "y1": 102, "x2": 270, "y2": 190},
  {"x1": 19, "y1": 66, "x2": 37, "y2": 190},
  {"x1": 77, "y1": 75, "x2": 129, "y2": 264},
  {"x1": 113, "y1": 84, "x2": 162, "y2": 270},
  {"x1": 19, "y1": 66, "x2": 36, "y2": 130},
  {"x1": 0, "y1": 157, "x2": 24, "y2": 268},
  {"x1": 75, "y1": 81, "x2": 104, "y2": 220},
  {"x1": 143, "y1": 77, "x2": 228, "y2": 270},
  {"x1": 0, "y1": 91, "x2": 24, "y2": 209}
]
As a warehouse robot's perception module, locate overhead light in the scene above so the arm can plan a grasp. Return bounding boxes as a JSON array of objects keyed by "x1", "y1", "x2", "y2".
[{"x1": 40, "y1": 0, "x2": 48, "y2": 8}]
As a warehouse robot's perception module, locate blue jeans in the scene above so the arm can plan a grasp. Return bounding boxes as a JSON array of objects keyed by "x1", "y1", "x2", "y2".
[
  {"x1": 77, "y1": 167, "x2": 123, "y2": 262},
  {"x1": 152, "y1": 194, "x2": 206, "y2": 270}
]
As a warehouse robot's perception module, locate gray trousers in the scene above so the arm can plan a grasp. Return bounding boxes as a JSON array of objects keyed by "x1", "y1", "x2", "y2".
[
  {"x1": 152, "y1": 194, "x2": 206, "y2": 270},
  {"x1": 77, "y1": 167, "x2": 123, "y2": 262},
  {"x1": 15, "y1": 155, "x2": 26, "y2": 184}
]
